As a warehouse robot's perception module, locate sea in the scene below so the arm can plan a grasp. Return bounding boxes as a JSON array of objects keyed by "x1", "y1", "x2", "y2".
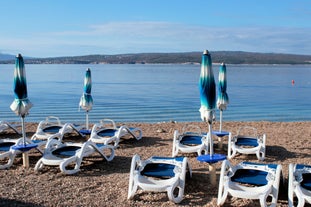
[{"x1": 0, "y1": 64, "x2": 310, "y2": 123}]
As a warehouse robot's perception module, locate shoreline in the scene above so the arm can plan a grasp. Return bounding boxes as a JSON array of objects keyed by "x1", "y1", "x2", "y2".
[{"x1": 1, "y1": 121, "x2": 311, "y2": 206}]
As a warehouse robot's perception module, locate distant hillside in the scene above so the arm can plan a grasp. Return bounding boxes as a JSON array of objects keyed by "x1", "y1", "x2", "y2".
[
  {"x1": 1, "y1": 51, "x2": 311, "y2": 64},
  {"x1": 0, "y1": 53, "x2": 15, "y2": 61}
]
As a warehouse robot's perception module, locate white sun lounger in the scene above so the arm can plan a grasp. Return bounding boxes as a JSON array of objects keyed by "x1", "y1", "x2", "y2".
[
  {"x1": 89, "y1": 119, "x2": 142, "y2": 149},
  {"x1": 0, "y1": 136, "x2": 48, "y2": 169},
  {"x1": 34, "y1": 138, "x2": 115, "y2": 175},
  {"x1": 218, "y1": 160, "x2": 282, "y2": 207},
  {"x1": 288, "y1": 163, "x2": 311, "y2": 207},
  {"x1": 228, "y1": 126, "x2": 266, "y2": 161},
  {"x1": 0, "y1": 121, "x2": 21, "y2": 134},
  {"x1": 128, "y1": 154, "x2": 192, "y2": 203},
  {"x1": 31, "y1": 116, "x2": 85, "y2": 141},
  {"x1": 172, "y1": 125, "x2": 209, "y2": 157},
  {"x1": 0, "y1": 138, "x2": 22, "y2": 169}
]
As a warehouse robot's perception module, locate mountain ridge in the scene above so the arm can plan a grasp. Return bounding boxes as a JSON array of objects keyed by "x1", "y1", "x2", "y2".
[{"x1": 1, "y1": 51, "x2": 311, "y2": 64}]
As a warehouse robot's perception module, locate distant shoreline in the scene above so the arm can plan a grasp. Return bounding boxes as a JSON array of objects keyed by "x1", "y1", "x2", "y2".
[
  {"x1": 2, "y1": 62, "x2": 311, "y2": 66},
  {"x1": 1, "y1": 51, "x2": 311, "y2": 64}
]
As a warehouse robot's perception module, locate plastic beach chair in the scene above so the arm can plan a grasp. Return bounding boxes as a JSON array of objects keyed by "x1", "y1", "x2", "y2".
[
  {"x1": 288, "y1": 163, "x2": 311, "y2": 207},
  {"x1": 31, "y1": 116, "x2": 85, "y2": 141},
  {"x1": 218, "y1": 160, "x2": 282, "y2": 207},
  {"x1": 172, "y1": 125, "x2": 209, "y2": 157},
  {"x1": 34, "y1": 138, "x2": 115, "y2": 175},
  {"x1": 0, "y1": 136, "x2": 48, "y2": 169},
  {"x1": 128, "y1": 155, "x2": 192, "y2": 203},
  {"x1": 89, "y1": 119, "x2": 142, "y2": 149},
  {"x1": 0, "y1": 138, "x2": 21, "y2": 169},
  {"x1": 228, "y1": 126, "x2": 266, "y2": 161},
  {"x1": 0, "y1": 121, "x2": 21, "y2": 134}
]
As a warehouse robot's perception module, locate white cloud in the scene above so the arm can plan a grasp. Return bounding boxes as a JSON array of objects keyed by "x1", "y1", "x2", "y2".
[{"x1": 1, "y1": 21, "x2": 311, "y2": 57}]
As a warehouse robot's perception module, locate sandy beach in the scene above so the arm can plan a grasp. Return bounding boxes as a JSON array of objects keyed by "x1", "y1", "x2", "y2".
[{"x1": 0, "y1": 121, "x2": 311, "y2": 207}]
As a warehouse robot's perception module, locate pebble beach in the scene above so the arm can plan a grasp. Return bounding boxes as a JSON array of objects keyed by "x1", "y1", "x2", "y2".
[{"x1": 1, "y1": 121, "x2": 311, "y2": 207}]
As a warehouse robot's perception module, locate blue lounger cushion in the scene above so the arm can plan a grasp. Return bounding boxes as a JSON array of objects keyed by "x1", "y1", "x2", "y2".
[
  {"x1": 236, "y1": 137, "x2": 259, "y2": 147},
  {"x1": 97, "y1": 129, "x2": 117, "y2": 137},
  {"x1": 296, "y1": 164, "x2": 311, "y2": 191},
  {"x1": 180, "y1": 135, "x2": 203, "y2": 145},
  {"x1": 43, "y1": 126, "x2": 62, "y2": 133},
  {"x1": 232, "y1": 169, "x2": 268, "y2": 186},
  {"x1": 231, "y1": 162, "x2": 278, "y2": 186},
  {"x1": 0, "y1": 142, "x2": 15, "y2": 151},
  {"x1": 52, "y1": 146, "x2": 81, "y2": 157},
  {"x1": 301, "y1": 173, "x2": 311, "y2": 191},
  {"x1": 141, "y1": 157, "x2": 184, "y2": 178}
]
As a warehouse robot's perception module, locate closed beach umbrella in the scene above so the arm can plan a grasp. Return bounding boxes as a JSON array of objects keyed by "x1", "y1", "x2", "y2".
[
  {"x1": 197, "y1": 50, "x2": 226, "y2": 187},
  {"x1": 10, "y1": 54, "x2": 33, "y2": 145},
  {"x1": 199, "y1": 50, "x2": 216, "y2": 155},
  {"x1": 79, "y1": 68, "x2": 93, "y2": 130},
  {"x1": 217, "y1": 63, "x2": 229, "y2": 132}
]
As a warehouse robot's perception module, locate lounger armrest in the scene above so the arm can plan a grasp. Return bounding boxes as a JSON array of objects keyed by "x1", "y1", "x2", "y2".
[
  {"x1": 236, "y1": 126, "x2": 257, "y2": 137},
  {"x1": 45, "y1": 116, "x2": 62, "y2": 126},
  {"x1": 182, "y1": 125, "x2": 202, "y2": 135},
  {"x1": 99, "y1": 119, "x2": 117, "y2": 129}
]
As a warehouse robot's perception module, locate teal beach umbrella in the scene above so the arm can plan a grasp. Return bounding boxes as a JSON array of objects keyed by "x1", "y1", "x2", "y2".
[
  {"x1": 197, "y1": 51, "x2": 226, "y2": 186},
  {"x1": 79, "y1": 68, "x2": 93, "y2": 130},
  {"x1": 10, "y1": 54, "x2": 33, "y2": 146},
  {"x1": 199, "y1": 50, "x2": 216, "y2": 155},
  {"x1": 217, "y1": 63, "x2": 229, "y2": 132}
]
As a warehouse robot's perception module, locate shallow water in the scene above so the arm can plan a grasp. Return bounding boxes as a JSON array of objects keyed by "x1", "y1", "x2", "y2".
[{"x1": 0, "y1": 64, "x2": 310, "y2": 123}]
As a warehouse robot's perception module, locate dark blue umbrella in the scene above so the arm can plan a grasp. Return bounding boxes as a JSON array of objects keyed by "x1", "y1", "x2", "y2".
[
  {"x1": 10, "y1": 54, "x2": 33, "y2": 117},
  {"x1": 217, "y1": 63, "x2": 229, "y2": 132},
  {"x1": 10, "y1": 54, "x2": 33, "y2": 145},
  {"x1": 10, "y1": 54, "x2": 36, "y2": 168},
  {"x1": 199, "y1": 50, "x2": 216, "y2": 155},
  {"x1": 79, "y1": 68, "x2": 93, "y2": 130}
]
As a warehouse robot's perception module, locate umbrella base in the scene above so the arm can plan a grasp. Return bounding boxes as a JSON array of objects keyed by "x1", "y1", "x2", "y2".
[
  {"x1": 197, "y1": 154, "x2": 226, "y2": 164},
  {"x1": 197, "y1": 154, "x2": 226, "y2": 186},
  {"x1": 80, "y1": 129, "x2": 91, "y2": 135},
  {"x1": 12, "y1": 143, "x2": 38, "y2": 152}
]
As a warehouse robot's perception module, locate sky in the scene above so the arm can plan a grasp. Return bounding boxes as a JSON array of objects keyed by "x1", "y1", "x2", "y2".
[{"x1": 1, "y1": 0, "x2": 311, "y2": 57}]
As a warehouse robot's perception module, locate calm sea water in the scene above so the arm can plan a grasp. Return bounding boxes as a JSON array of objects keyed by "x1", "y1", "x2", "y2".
[{"x1": 0, "y1": 64, "x2": 310, "y2": 123}]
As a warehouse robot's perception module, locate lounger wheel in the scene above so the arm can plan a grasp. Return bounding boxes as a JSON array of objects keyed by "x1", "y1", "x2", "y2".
[
  {"x1": 60, "y1": 156, "x2": 81, "y2": 175},
  {"x1": 34, "y1": 159, "x2": 45, "y2": 171},
  {"x1": 131, "y1": 128, "x2": 142, "y2": 140},
  {"x1": 167, "y1": 181, "x2": 184, "y2": 203},
  {"x1": 197, "y1": 144, "x2": 208, "y2": 156},
  {"x1": 0, "y1": 153, "x2": 15, "y2": 169},
  {"x1": 102, "y1": 147, "x2": 115, "y2": 162},
  {"x1": 128, "y1": 154, "x2": 140, "y2": 199}
]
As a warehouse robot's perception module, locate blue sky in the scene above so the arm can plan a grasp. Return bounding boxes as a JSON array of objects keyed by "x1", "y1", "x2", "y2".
[{"x1": 1, "y1": 0, "x2": 311, "y2": 57}]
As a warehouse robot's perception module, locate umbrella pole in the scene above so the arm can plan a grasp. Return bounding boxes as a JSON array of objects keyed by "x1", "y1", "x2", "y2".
[
  {"x1": 21, "y1": 115, "x2": 29, "y2": 168},
  {"x1": 86, "y1": 111, "x2": 89, "y2": 130},
  {"x1": 208, "y1": 121, "x2": 216, "y2": 186},
  {"x1": 209, "y1": 122, "x2": 213, "y2": 156},
  {"x1": 21, "y1": 116, "x2": 26, "y2": 146},
  {"x1": 219, "y1": 109, "x2": 223, "y2": 132}
]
